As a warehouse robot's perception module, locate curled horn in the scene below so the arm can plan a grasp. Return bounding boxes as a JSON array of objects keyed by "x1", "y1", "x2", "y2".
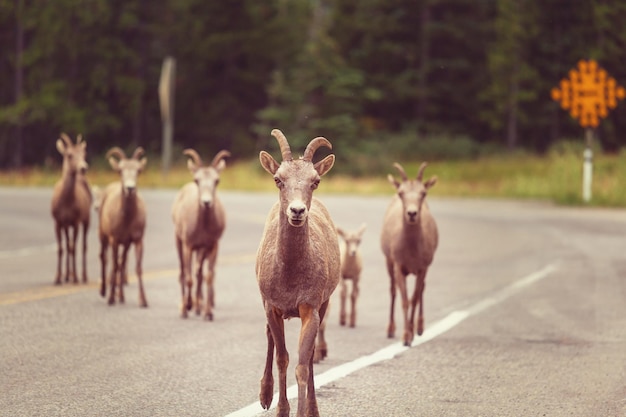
[
  {"x1": 303, "y1": 136, "x2": 332, "y2": 162},
  {"x1": 132, "y1": 147, "x2": 145, "y2": 160},
  {"x1": 183, "y1": 149, "x2": 203, "y2": 167},
  {"x1": 211, "y1": 150, "x2": 231, "y2": 167},
  {"x1": 417, "y1": 162, "x2": 428, "y2": 181},
  {"x1": 60, "y1": 133, "x2": 73, "y2": 147},
  {"x1": 271, "y1": 129, "x2": 292, "y2": 161},
  {"x1": 393, "y1": 162, "x2": 408, "y2": 181},
  {"x1": 106, "y1": 147, "x2": 126, "y2": 160}
]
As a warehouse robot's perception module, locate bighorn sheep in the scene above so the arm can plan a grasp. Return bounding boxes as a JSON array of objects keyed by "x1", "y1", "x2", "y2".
[
  {"x1": 50, "y1": 133, "x2": 92, "y2": 285},
  {"x1": 381, "y1": 162, "x2": 438, "y2": 346},
  {"x1": 98, "y1": 147, "x2": 148, "y2": 308},
  {"x1": 337, "y1": 223, "x2": 366, "y2": 328},
  {"x1": 256, "y1": 129, "x2": 340, "y2": 417},
  {"x1": 171, "y1": 148, "x2": 230, "y2": 320}
]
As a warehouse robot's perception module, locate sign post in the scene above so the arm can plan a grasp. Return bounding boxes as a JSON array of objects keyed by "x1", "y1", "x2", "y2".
[
  {"x1": 551, "y1": 59, "x2": 625, "y2": 203},
  {"x1": 159, "y1": 56, "x2": 176, "y2": 177}
]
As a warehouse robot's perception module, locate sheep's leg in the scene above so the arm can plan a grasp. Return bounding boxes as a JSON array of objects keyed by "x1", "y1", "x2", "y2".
[
  {"x1": 339, "y1": 278, "x2": 347, "y2": 326},
  {"x1": 118, "y1": 243, "x2": 131, "y2": 304},
  {"x1": 313, "y1": 303, "x2": 328, "y2": 363},
  {"x1": 81, "y1": 220, "x2": 89, "y2": 284},
  {"x1": 297, "y1": 303, "x2": 321, "y2": 417},
  {"x1": 63, "y1": 227, "x2": 72, "y2": 283},
  {"x1": 99, "y1": 235, "x2": 108, "y2": 298},
  {"x1": 204, "y1": 245, "x2": 218, "y2": 321},
  {"x1": 350, "y1": 278, "x2": 359, "y2": 328},
  {"x1": 108, "y1": 242, "x2": 119, "y2": 305},
  {"x1": 181, "y1": 244, "x2": 193, "y2": 318},
  {"x1": 386, "y1": 258, "x2": 396, "y2": 338},
  {"x1": 394, "y1": 265, "x2": 412, "y2": 346},
  {"x1": 264, "y1": 307, "x2": 289, "y2": 417},
  {"x1": 68, "y1": 224, "x2": 79, "y2": 284},
  {"x1": 259, "y1": 323, "x2": 275, "y2": 410},
  {"x1": 54, "y1": 223, "x2": 63, "y2": 285},
  {"x1": 194, "y1": 249, "x2": 205, "y2": 316},
  {"x1": 175, "y1": 237, "x2": 185, "y2": 316},
  {"x1": 416, "y1": 270, "x2": 426, "y2": 336},
  {"x1": 134, "y1": 240, "x2": 148, "y2": 308},
  {"x1": 306, "y1": 301, "x2": 328, "y2": 417}
]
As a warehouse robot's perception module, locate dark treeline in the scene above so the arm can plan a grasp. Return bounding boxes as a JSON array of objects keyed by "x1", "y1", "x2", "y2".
[{"x1": 1, "y1": 0, "x2": 626, "y2": 170}]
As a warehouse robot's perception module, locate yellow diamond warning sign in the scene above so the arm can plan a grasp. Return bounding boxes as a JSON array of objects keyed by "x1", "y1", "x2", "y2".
[{"x1": 551, "y1": 59, "x2": 625, "y2": 128}]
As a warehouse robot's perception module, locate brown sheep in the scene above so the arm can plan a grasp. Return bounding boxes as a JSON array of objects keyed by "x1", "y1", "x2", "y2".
[
  {"x1": 256, "y1": 129, "x2": 340, "y2": 417},
  {"x1": 381, "y1": 162, "x2": 438, "y2": 346},
  {"x1": 50, "y1": 133, "x2": 92, "y2": 285},
  {"x1": 337, "y1": 223, "x2": 366, "y2": 328},
  {"x1": 98, "y1": 147, "x2": 148, "y2": 308},
  {"x1": 171, "y1": 149, "x2": 230, "y2": 320}
]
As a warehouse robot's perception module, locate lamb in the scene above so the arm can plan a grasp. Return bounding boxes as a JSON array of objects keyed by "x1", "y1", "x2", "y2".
[
  {"x1": 171, "y1": 148, "x2": 230, "y2": 320},
  {"x1": 337, "y1": 223, "x2": 366, "y2": 328},
  {"x1": 256, "y1": 129, "x2": 340, "y2": 417},
  {"x1": 98, "y1": 146, "x2": 148, "y2": 308},
  {"x1": 50, "y1": 133, "x2": 92, "y2": 285},
  {"x1": 381, "y1": 162, "x2": 438, "y2": 346}
]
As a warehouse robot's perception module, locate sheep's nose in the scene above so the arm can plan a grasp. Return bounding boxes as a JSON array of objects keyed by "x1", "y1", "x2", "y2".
[
  {"x1": 290, "y1": 206, "x2": 305, "y2": 216},
  {"x1": 407, "y1": 210, "x2": 417, "y2": 221}
]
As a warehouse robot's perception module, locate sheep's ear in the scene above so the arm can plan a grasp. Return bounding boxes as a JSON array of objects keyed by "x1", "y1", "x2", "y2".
[
  {"x1": 357, "y1": 223, "x2": 367, "y2": 237},
  {"x1": 187, "y1": 158, "x2": 197, "y2": 173},
  {"x1": 425, "y1": 176, "x2": 437, "y2": 189},
  {"x1": 387, "y1": 174, "x2": 400, "y2": 189},
  {"x1": 56, "y1": 139, "x2": 66, "y2": 155},
  {"x1": 314, "y1": 154, "x2": 335, "y2": 177},
  {"x1": 336, "y1": 227, "x2": 346, "y2": 239},
  {"x1": 108, "y1": 157, "x2": 120, "y2": 171},
  {"x1": 259, "y1": 151, "x2": 279, "y2": 175},
  {"x1": 139, "y1": 157, "x2": 148, "y2": 172}
]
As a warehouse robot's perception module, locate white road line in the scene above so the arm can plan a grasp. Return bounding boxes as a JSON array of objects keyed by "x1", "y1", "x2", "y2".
[{"x1": 225, "y1": 261, "x2": 560, "y2": 417}]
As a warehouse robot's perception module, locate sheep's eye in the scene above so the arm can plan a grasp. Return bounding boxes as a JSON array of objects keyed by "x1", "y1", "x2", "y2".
[
  {"x1": 215, "y1": 178, "x2": 220, "y2": 185},
  {"x1": 194, "y1": 178, "x2": 200, "y2": 185},
  {"x1": 311, "y1": 179, "x2": 320, "y2": 190},
  {"x1": 274, "y1": 177, "x2": 283, "y2": 188}
]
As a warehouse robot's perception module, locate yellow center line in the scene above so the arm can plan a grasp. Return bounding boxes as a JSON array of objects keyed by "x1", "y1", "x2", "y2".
[{"x1": 0, "y1": 252, "x2": 256, "y2": 306}]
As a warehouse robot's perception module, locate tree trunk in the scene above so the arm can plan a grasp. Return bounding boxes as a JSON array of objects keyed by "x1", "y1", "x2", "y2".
[{"x1": 13, "y1": 0, "x2": 24, "y2": 168}]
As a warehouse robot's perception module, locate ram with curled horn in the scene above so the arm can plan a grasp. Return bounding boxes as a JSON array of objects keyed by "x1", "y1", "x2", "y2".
[
  {"x1": 381, "y1": 161, "x2": 439, "y2": 346},
  {"x1": 97, "y1": 146, "x2": 148, "y2": 307},
  {"x1": 171, "y1": 148, "x2": 230, "y2": 320},
  {"x1": 256, "y1": 129, "x2": 341, "y2": 417}
]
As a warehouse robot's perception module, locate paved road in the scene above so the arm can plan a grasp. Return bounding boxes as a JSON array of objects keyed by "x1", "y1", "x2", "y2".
[{"x1": 1, "y1": 186, "x2": 626, "y2": 416}]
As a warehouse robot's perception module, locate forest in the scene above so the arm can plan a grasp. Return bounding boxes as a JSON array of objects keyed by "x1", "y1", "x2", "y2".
[{"x1": 1, "y1": 0, "x2": 626, "y2": 171}]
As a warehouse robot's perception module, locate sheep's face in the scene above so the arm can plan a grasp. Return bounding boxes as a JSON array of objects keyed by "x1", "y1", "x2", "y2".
[
  {"x1": 192, "y1": 167, "x2": 221, "y2": 209},
  {"x1": 337, "y1": 224, "x2": 366, "y2": 257},
  {"x1": 389, "y1": 177, "x2": 437, "y2": 225},
  {"x1": 113, "y1": 158, "x2": 147, "y2": 195},
  {"x1": 273, "y1": 160, "x2": 320, "y2": 227},
  {"x1": 57, "y1": 139, "x2": 88, "y2": 176},
  {"x1": 260, "y1": 154, "x2": 335, "y2": 228}
]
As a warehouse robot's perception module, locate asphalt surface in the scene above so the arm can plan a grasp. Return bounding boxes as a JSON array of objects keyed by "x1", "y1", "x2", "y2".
[{"x1": 1, "y1": 186, "x2": 626, "y2": 417}]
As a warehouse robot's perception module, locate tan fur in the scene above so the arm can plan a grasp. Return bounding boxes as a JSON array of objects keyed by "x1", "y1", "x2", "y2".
[
  {"x1": 172, "y1": 149, "x2": 229, "y2": 320},
  {"x1": 381, "y1": 162, "x2": 438, "y2": 346},
  {"x1": 256, "y1": 129, "x2": 340, "y2": 417},
  {"x1": 98, "y1": 147, "x2": 148, "y2": 308},
  {"x1": 50, "y1": 133, "x2": 92, "y2": 285}
]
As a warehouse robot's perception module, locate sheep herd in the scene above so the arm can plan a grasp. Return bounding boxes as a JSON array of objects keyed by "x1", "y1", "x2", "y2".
[{"x1": 50, "y1": 130, "x2": 438, "y2": 417}]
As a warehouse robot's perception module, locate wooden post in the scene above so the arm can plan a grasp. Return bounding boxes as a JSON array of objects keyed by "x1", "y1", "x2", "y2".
[{"x1": 582, "y1": 128, "x2": 593, "y2": 203}]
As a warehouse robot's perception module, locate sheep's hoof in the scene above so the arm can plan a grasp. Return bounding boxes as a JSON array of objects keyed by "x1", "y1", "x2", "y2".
[
  {"x1": 181, "y1": 310, "x2": 188, "y2": 319},
  {"x1": 54, "y1": 279, "x2": 62, "y2": 286},
  {"x1": 107, "y1": 298, "x2": 115, "y2": 306},
  {"x1": 139, "y1": 300, "x2": 148, "y2": 308},
  {"x1": 204, "y1": 312, "x2": 213, "y2": 321},
  {"x1": 350, "y1": 322, "x2": 356, "y2": 328},
  {"x1": 417, "y1": 319, "x2": 424, "y2": 336},
  {"x1": 259, "y1": 381, "x2": 274, "y2": 410}
]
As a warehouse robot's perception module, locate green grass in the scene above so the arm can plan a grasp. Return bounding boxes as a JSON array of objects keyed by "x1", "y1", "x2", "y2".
[{"x1": 2, "y1": 149, "x2": 626, "y2": 206}]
